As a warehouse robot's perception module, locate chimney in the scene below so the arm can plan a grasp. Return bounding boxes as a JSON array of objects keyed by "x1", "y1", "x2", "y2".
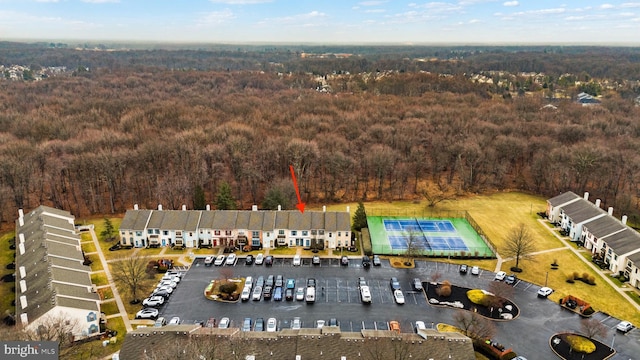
[
  {"x1": 182, "y1": 205, "x2": 187, "y2": 211},
  {"x1": 595, "y1": 199, "x2": 601, "y2": 208},
  {"x1": 346, "y1": 206, "x2": 350, "y2": 213},
  {"x1": 19, "y1": 233, "x2": 25, "y2": 244},
  {"x1": 18, "y1": 209, "x2": 24, "y2": 218},
  {"x1": 323, "y1": 206, "x2": 326, "y2": 212},
  {"x1": 277, "y1": 205, "x2": 281, "y2": 211},
  {"x1": 608, "y1": 207, "x2": 614, "y2": 216},
  {"x1": 134, "y1": 204, "x2": 139, "y2": 210},
  {"x1": 622, "y1": 215, "x2": 628, "y2": 225},
  {"x1": 583, "y1": 192, "x2": 589, "y2": 200},
  {"x1": 252, "y1": 205, "x2": 258, "y2": 211},
  {"x1": 158, "y1": 204, "x2": 163, "y2": 211},
  {"x1": 206, "y1": 204, "x2": 211, "y2": 211}
]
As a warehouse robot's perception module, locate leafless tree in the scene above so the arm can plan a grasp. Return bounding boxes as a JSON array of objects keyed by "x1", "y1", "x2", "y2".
[
  {"x1": 502, "y1": 223, "x2": 537, "y2": 271},
  {"x1": 580, "y1": 318, "x2": 608, "y2": 340},
  {"x1": 403, "y1": 226, "x2": 423, "y2": 264},
  {"x1": 111, "y1": 255, "x2": 153, "y2": 303},
  {"x1": 17, "y1": 312, "x2": 80, "y2": 348},
  {"x1": 453, "y1": 310, "x2": 496, "y2": 340}
]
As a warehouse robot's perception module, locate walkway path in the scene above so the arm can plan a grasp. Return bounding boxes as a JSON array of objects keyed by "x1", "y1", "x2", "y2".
[{"x1": 89, "y1": 228, "x2": 133, "y2": 332}]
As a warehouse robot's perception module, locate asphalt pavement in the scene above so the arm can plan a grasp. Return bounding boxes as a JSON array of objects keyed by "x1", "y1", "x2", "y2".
[{"x1": 149, "y1": 256, "x2": 640, "y2": 360}]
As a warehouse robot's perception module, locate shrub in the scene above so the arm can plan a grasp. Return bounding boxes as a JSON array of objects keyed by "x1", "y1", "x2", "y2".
[
  {"x1": 565, "y1": 335, "x2": 596, "y2": 354},
  {"x1": 219, "y1": 283, "x2": 238, "y2": 294},
  {"x1": 582, "y1": 272, "x2": 589, "y2": 280},
  {"x1": 566, "y1": 274, "x2": 575, "y2": 283},
  {"x1": 588, "y1": 276, "x2": 596, "y2": 285},
  {"x1": 573, "y1": 272, "x2": 580, "y2": 280},
  {"x1": 582, "y1": 307, "x2": 595, "y2": 316},
  {"x1": 438, "y1": 285, "x2": 452, "y2": 297},
  {"x1": 467, "y1": 289, "x2": 491, "y2": 307},
  {"x1": 442, "y1": 280, "x2": 451, "y2": 287}
]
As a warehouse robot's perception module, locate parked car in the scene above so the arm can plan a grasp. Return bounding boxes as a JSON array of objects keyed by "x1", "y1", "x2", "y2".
[
  {"x1": 285, "y1": 288, "x2": 294, "y2": 301},
  {"x1": 312, "y1": 255, "x2": 320, "y2": 265},
  {"x1": 273, "y1": 286, "x2": 283, "y2": 301},
  {"x1": 142, "y1": 296, "x2": 165, "y2": 307},
  {"x1": 252, "y1": 286, "x2": 263, "y2": 301},
  {"x1": 263, "y1": 285, "x2": 273, "y2": 299},
  {"x1": 328, "y1": 318, "x2": 339, "y2": 327},
  {"x1": 275, "y1": 275, "x2": 283, "y2": 287},
  {"x1": 154, "y1": 317, "x2": 167, "y2": 327},
  {"x1": 362, "y1": 255, "x2": 370, "y2": 267},
  {"x1": 494, "y1": 271, "x2": 506, "y2": 281},
  {"x1": 316, "y1": 319, "x2": 325, "y2": 328},
  {"x1": 459, "y1": 264, "x2": 468, "y2": 274},
  {"x1": 135, "y1": 308, "x2": 159, "y2": 319},
  {"x1": 266, "y1": 275, "x2": 274, "y2": 287},
  {"x1": 205, "y1": 318, "x2": 216, "y2": 328},
  {"x1": 265, "y1": 255, "x2": 274, "y2": 266},
  {"x1": 254, "y1": 317, "x2": 264, "y2": 331},
  {"x1": 286, "y1": 278, "x2": 295, "y2": 289},
  {"x1": 225, "y1": 253, "x2": 237, "y2": 265},
  {"x1": 358, "y1": 277, "x2": 367, "y2": 288},
  {"x1": 245, "y1": 255, "x2": 254, "y2": 265},
  {"x1": 242, "y1": 317, "x2": 252, "y2": 331},
  {"x1": 412, "y1": 278, "x2": 423, "y2": 291},
  {"x1": 341, "y1": 256, "x2": 349, "y2": 266},
  {"x1": 505, "y1": 274, "x2": 517, "y2": 285},
  {"x1": 291, "y1": 317, "x2": 301, "y2": 330},
  {"x1": 109, "y1": 243, "x2": 122, "y2": 251},
  {"x1": 537, "y1": 287, "x2": 553, "y2": 298},
  {"x1": 204, "y1": 256, "x2": 214, "y2": 266},
  {"x1": 168, "y1": 317, "x2": 180, "y2": 325},
  {"x1": 154, "y1": 285, "x2": 174, "y2": 294},
  {"x1": 266, "y1": 317, "x2": 277, "y2": 332},
  {"x1": 415, "y1": 321, "x2": 427, "y2": 332},
  {"x1": 157, "y1": 280, "x2": 177, "y2": 289},
  {"x1": 241, "y1": 287, "x2": 251, "y2": 301},
  {"x1": 616, "y1": 321, "x2": 634, "y2": 333},
  {"x1": 393, "y1": 289, "x2": 405, "y2": 304},
  {"x1": 256, "y1": 276, "x2": 264, "y2": 288},
  {"x1": 360, "y1": 285, "x2": 372, "y2": 303},
  {"x1": 470, "y1": 266, "x2": 480, "y2": 275},
  {"x1": 213, "y1": 255, "x2": 225, "y2": 266},
  {"x1": 293, "y1": 254, "x2": 301, "y2": 266},
  {"x1": 255, "y1": 253, "x2": 264, "y2": 265},
  {"x1": 307, "y1": 278, "x2": 316, "y2": 287},
  {"x1": 218, "y1": 317, "x2": 230, "y2": 329},
  {"x1": 296, "y1": 287, "x2": 305, "y2": 301},
  {"x1": 372, "y1": 255, "x2": 381, "y2": 266},
  {"x1": 152, "y1": 289, "x2": 171, "y2": 299},
  {"x1": 389, "y1": 320, "x2": 400, "y2": 333},
  {"x1": 390, "y1": 277, "x2": 401, "y2": 291}
]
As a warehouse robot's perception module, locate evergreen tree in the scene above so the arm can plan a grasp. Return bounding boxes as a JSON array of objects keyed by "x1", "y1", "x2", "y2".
[
  {"x1": 100, "y1": 217, "x2": 116, "y2": 241},
  {"x1": 352, "y1": 202, "x2": 367, "y2": 231},
  {"x1": 193, "y1": 184, "x2": 206, "y2": 210},
  {"x1": 215, "y1": 181, "x2": 236, "y2": 210}
]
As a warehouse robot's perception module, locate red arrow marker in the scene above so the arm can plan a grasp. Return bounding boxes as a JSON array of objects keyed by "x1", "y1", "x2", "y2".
[{"x1": 289, "y1": 165, "x2": 305, "y2": 213}]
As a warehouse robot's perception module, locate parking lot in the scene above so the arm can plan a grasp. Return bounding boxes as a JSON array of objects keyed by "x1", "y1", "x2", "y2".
[{"x1": 144, "y1": 255, "x2": 640, "y2": 360}]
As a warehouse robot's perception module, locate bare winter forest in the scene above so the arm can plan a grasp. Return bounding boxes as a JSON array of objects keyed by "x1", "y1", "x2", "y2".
[{"x1": 1, "y1": 43, "x2": 640, "y2": 226}]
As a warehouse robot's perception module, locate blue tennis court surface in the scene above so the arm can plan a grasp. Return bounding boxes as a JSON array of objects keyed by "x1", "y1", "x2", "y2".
[{"x1": 384, "y1": 219, "x2": 468, "y2": 252}]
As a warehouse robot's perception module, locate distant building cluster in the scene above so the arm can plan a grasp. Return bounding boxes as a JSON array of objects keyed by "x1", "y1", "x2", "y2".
[{"x1": 0, "y1": 65, "x2": 67, "y2": 81}]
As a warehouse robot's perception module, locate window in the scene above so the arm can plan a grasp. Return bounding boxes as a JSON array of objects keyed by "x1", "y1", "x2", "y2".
[
  {"x1": 148, "y1": 229, "x2": 153, "y2": 234},
  {"x1": 225, "y1": 230, "x2": 232, "y2": 236},
  {"x1": 163, "y1": 231, "x2": 169, "y2": 236},
  {"x1": 302, "y1": 231, "x2": 308, "y2": 236},
  {"x1": 289, "y1": 240, "x2": 293, "y2": 246},
  {"x1": 189, "y1": 232, "x2": 193, "y2": 236},
  {"x1": 279, "y1": 230, "x2": 285, "y2": 235},
  {"x1": 305, "y1": 239, "x2": 310, "y2": 247},
  {"x1": 252, "y1": 239, "x2": 260, "y2": 247},
  {"x1": 338, "y1": 232, "x2": 341, "y2": 237},
  {"x1": 311, "y1": 230, "x2": 317, "y2": 235},
  {"x1": 319, "y1": 230, "x2": 325, "y2": 235},
  {"x1": 252, "y1": 231, "x2": 259, "y2": 237},
  {"x1": 291, "y1": 230, "x2": 297, "y2": 236},
  {"x1": 214, "y1": 230, "x2": 220, "y2": 235},
  {"x1": 345, "y1": 231, "x2": 349, "y2": 237},
  {"x1": 87, "y1": 312, "x2": 97, "y2": 322},
  {"x1": 329, "y1": 233, "x2": 332, "y2": 238},
  {"x1": 155, "y1": 229, "x2": 160, "y2": 234},
  {"x1": 136, "y1": 231, "x2": 142, "y2": 236}
]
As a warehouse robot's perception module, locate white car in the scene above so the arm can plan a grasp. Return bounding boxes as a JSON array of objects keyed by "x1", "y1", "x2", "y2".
[
  {"x1": 291, "y1": 317, "x2": 301, "y2": 330},
  {"x1": 616, "y1": 321, "x2": 634, "y2": 333},
  {"x1": 135, "y1": 308, "x2": 159, "y2": 319},
  {"x1": 157, "y1": 280, "x2": 177, "y2": 289},
  {"x1": 393, "y1": 289, "x2": 405, "y2": 304},
  {"x1": 252, "y1": 286, "x2": 263, "y2": 301},
  {"x1": 142, "y1": 296, "x2": 165, "y2": 307},
  {"x1": 213, "y1": 255, "x2": 225, "y2": 266},
  {"x1": 154, "y1": 285, "x2": 174, "y2": 294},
  {"x1": 225, "y1": 253, "x2": 237, "y2": 265},
  {"x1": 204, "y1": 256, "x2": 214, "y2": 266},
  {"x1": 266, "y1": 317, "x2": 277, "y2": 332},
  {"x1": 296, "y1": 287, "x2": 305, "y2": 301},
  {"x1": 241, "y1": 286, "x2": 251, "y2": 301},
  {"x1": 316, "y1": 319, "x2": 325, "y2": 328},
  {"x1": 218, "y1": 317, "x2": 230, "y2": 329},
  {"x1": 494, "y1": 271, "x2": 506, "y2": 281},
  {"x1": 168, "y1": 316, "x2": 180, "y2": 325},
  {"x1": 415, "y1": 321, "x2": 427, "y2": 332},
  {"x1": 471, "y1": 266, "x2": 480, "y2": 275},
  {"x1": 292, "y1": 254, "x2": 301, "y2": 266},
  {"x1": 245, "y1": 276, "x2": 253, "y2": 289},
  {"x1": 255, "y1": 253, "x2": 264, "y2": 265},
  {"x1": 537, "y1": 287, "x2": 553, "y2": 298}
]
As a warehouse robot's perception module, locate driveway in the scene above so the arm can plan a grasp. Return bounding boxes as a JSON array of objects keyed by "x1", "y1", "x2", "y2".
[{"x1": 152, "y1": 257, "x2": 640, "y2": 359}]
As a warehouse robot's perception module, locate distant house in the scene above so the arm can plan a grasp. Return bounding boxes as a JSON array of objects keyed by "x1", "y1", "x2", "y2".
[
  {"x1": 15, "y1": 206, "x2": 101, "y2": 341},
  {"x1": 576, "y1": 92, "x2": 601, "y2": 106},
  {"x1": 119, "y1": 205, "x2": 351, "y2": 250}
]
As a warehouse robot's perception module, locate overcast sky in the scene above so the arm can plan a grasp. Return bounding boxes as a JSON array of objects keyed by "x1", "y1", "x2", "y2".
[{"x1": 1, "y1": 0, "x2": 639, "y2": 44}]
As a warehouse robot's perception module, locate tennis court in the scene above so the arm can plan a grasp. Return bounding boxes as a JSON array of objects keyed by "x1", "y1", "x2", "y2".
[{"x1": 368, "y1": 216, "x2": 494, "y2": 257}]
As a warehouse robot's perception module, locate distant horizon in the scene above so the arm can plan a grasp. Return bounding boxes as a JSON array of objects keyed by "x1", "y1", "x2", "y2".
[{"x1": 1, "y1": 1, "x2": 639, "y2": 45}]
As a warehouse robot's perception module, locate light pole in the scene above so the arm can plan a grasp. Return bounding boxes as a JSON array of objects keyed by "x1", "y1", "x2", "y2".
[
  {"x1": 545, "y1": 272, "x2": 549, "y2": 287},
  {"x1": 610, "y1": 331, "x2": 616, "y2": 351}
]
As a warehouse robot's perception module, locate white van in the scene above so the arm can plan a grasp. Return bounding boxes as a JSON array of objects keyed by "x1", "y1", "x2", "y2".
[
  {"x1": 305, "y1": 286, "x2": 316, "y2": 304},
  {"x1": 204, "y1": 256, "x2": 214, "y2": 266},
  {"x1": 360, "y1": 285, "x2": 372, "y2": 304}
]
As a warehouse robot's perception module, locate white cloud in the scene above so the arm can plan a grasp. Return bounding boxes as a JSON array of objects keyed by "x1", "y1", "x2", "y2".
[
  {"x1": 503, "y1": 1, "x2": 518, "y2": 6},
  {"x1": 365, "y1": 9, "x2": 386, "y2": 13},
  {"x1": 468, "y1": 18, "x2": 481, "y2": 23},
  {"x1": 359, "y1": 1, "x2": 387, "y2": 5},
  {"x1": 600, "y1": 4, "x2": 615, "y2": 9},
  {"x1": 620, "y1": 2, "x2": 640, "y2": 8},
  {"x1": 198, "y1": 9, "x2": 235, "y2": 25},
  {"x1": 209, "y1": 0, "x2": 272, "y2": 4}
]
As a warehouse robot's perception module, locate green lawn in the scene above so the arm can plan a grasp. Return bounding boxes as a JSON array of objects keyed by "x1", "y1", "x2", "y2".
[
  {"x1": 0, "y1": 231, "x2": 16, "y2": 319},
  {"x1": 269, "y1": 247, "x2": 298, "y2": 255},
  {"x1": 100, "y1": 300, "x2": 119, "y2": 316},
  {"x1": 82, "y1": 241, "x2": 97, "y2": 254},
  {"x1": 91, "y1": 272, "x2": 109, "y2": 286}
]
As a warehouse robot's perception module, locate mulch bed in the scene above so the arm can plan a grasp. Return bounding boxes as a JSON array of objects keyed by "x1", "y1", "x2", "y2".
[
  {"x1": 424, "y1": 281, "x2": 520, "y2": 320},
  {"x1": 549, "y1": 333, "x2": 616, "y2": 360}
]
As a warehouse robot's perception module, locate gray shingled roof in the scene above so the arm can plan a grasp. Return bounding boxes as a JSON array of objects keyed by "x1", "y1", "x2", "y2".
[
  {"x1": 212, "y1": 211, "x2": 237, "y2": 229},
  {"x1": 160, "y1": 210, "x2": 189, "y2": 230},
  {"x1": 336, "y1": 212, "x2": 351, "y2": 232},
  {"x1": 198, "y1": 210, "x2": 215, "y2": 229},
  {"x1": 49, "y1": 257, "x2": 92, "y2": 272},
  {"x1": 56, "y1": 297, "x2": 100, "y2": 312},
  {"x1": 185, "y1": 211, "x2": 202, "y2": 231},
  {"x1": 47, "y1": 241, "x2": 84, "y2": 261},
  {"x1": 603, "y1": 228, "x2": 640, "y2": 255},
  {"x1": 41, "y1": 214, "x2": 74, "y2": 231},
  {"x1": 51, "y1": 267, "x2": 93, "y2": 287},
  {"x1": 582, "y1": 216, "x2": 626, "y2": 239},
  {"x1": 146, "y1": 211, "x2": 165, "y2": 229},
  {"x1": 235, "y1": 211, "x2": 251, "y2": 229},
  {"x1": 44, "y1": 231, "x2": 80, "y2": 246},
  {"x1": 288, "y1": 211, "x2": 311, "y2": 229},
  {"x1": 53, "y1": 283, "x2": 100, "y2": 301},
  {"x1": 119, "y1": 327, "x2": 475, "y2": 360},
  {"x1": 548, "y1": 191, "x2": 581, "y2": 206},
  {"x1": 561, "y1": 199, "x2": 606, "y2": 224},
  {"x1": 274, "y1": 211, "x2": 289, "y2": 229},
  {"x1": 310, "y1": 212, "x2": 324, "y2": 229},
  {"x1": 262, "y1": 211, "x2": 276, "y2": 231},
  {"x1": 120, "y1": 209, "x2": 153, "y2": 231},
  {"x1": 627, "y1": 251, "x2": 640, "y2": 265},
  {"x1": 248, "y1": 211, "x2": 264, "y2": 230}
]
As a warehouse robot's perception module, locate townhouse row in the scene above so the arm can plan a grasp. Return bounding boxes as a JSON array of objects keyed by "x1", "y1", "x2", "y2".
[
  {"x1": 547, "y1": 191, "x2": 640, "y2": 289},
  {"x1": 119, "y1": 205, "x2": 352, "y2": 250}
]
